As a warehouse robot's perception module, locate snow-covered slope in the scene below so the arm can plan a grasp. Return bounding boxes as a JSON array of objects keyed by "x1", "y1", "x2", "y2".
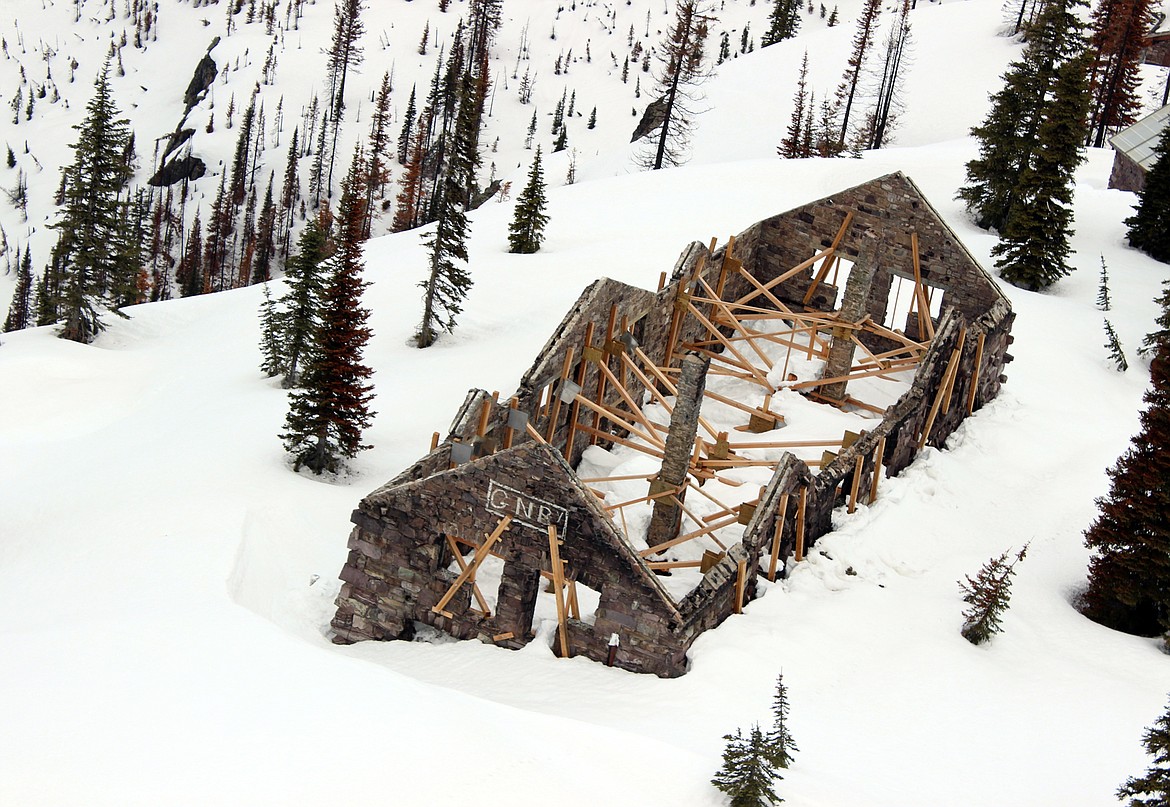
[{"x1": 2, "y1": 1, "x2": 1170, "y2": 805}]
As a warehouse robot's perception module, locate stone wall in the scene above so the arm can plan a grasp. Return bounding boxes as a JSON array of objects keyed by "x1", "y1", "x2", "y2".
[{"x1": 1109, "y1": 150, "x2": 1147, "y2": 194}]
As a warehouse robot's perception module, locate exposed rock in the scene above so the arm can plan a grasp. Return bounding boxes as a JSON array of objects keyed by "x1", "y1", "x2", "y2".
[
  {"x1": 631, "y1": 96, "x2": 668, "y2": 143},
  {"x1": 148, "y1": 154, "x2": 205, "y2": 187},
  {"x1": 183, "y1": 37, "x2": 220, "y2": 114}
]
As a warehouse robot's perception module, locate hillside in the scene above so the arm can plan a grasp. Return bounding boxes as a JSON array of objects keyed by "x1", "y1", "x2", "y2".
[{"x1": 2, "y1": 0, "x2": 1170, "y2": 805}]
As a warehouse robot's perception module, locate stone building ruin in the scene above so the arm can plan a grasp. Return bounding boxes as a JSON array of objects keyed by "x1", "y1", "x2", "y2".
[{"x1": 330, "y1": 173, "x2": 1015, "y2": 677}]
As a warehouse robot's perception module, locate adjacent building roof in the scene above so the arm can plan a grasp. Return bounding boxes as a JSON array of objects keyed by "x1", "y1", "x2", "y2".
[{"x1": 1110, "y1": 104, "x2": 1170, "y2": 171}]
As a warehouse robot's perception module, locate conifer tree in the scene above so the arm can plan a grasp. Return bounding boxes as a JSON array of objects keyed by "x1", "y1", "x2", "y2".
[
  {"x1": 765, "y1": 674, "x2": 798, "y2": 769},
  {"x1": 324, "y1": 0, "x2": 365, "y2": 197},
  {"x1": 277, "y1": 215, "x2": 329, "y2": 385},
  {"x1": 252, "y1": 176, "x2": 278, "y2": 284},
  {"x1": 508, "y1": 147, "x2": 549, "y2": 254},
  {"x1": 1118, "y1": 697, "x2": 1170, "y2": 806},
  {"x1": 1085, "y1": 0, "x2": 1156, "y2": 148},
  {"x1": 778, "y1": 52, "x2": 811, "y2": 159},
  {"x1": 3, "y1": 244, "x2": 33, "y2": 332},
  {"x1": 363, "y1": 71, "x2": 393, "y2": 239},
  {"x1": 416, "y1": 104, "x2": 473, "y2": 348},
  {"x1": 958, "y1": 0, "x2": 1087, "y2": 233},
  {"x1": 1105, "y1": 319, "x2": 1129, "y2": 371},
  {"x1": 48, "y1": 61, "x2": 135, "y2": 343},
  {"x1": 1082, "y1": 331, "x2": 1170, "y2": 636},
  {"x1": 177, "y1": 213, "x2": 204, "y2": 298},
  {"x1": 587, "y1": 106, "x2": 597, "y2": 129},
  {"x1": 640, "y1": 0, "x2": 715, "y2": 171},
  {"x1": 1097, "y1": 255, "x2": 1112, "y2": 310},
  {"x1": 762, "y1": 0, "x2": 801, "y2": 46},
  {"x1": 958, "y1": 545, "x2": 1028, "y2": 645},
  {"x1": 279, "y1": 128, "x2": 301, "y2": 257},
  {"x1": 281, "y1": 150, "x2": 374, "y2": 475},
  {"x1": 397, "y1": 84, "x2": 418, "y2": 165},
  {"x1": 1141, "y1": 280, "x2": 1170, "y2": 357},
  {"x1": 712, "y1": 725, "x2": 782, "y2": 806},
  {"x1": 991, "y1": 51, "x2": 1091, "y2": 291},
  {"x1": 1125, "y1": 124, "x2": 1170, "y2": 263},
  {"x1": 258, "y1": 282, "x2": 283, "y2": 378}
]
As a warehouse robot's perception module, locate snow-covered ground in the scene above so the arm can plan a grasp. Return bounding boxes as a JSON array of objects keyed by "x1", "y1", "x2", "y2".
[{"x1": 2, "y1": 0, "x2": 1170, "y2": 805}]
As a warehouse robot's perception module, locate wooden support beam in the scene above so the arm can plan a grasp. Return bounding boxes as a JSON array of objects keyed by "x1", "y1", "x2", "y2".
[
  {"x1": 547, "y1": 525, "x2": 570, "y2": 659},
  {"x1": 445, "y1": 534, "x2": 493, "y2": 616},
  {"x1": 768, "y1": 493, "x2": 790, "y2": 582},
  {"x1": 601, "y1": 485, "x2": 678, "y2": 512},
  {"x1": 685, "y1": 300, "x2": 774, "y2": 389},
  {"x1": 734, "y1": 248, "x2": 832, "y2": 308},
  {"x1": 545, "y1": 347, "x2": 575, "y2": 441},
  {"x1": 430, "y1": 431, "x2": 440, "y2": 451},
  {"x1": 589, "y1": 305, "x2": 620, "y2": 446},
  {"x1": 627, "y1": 348, "x2": 720, "y2": 441},
  {"x1": 848, "y1": 454, "x2": 864, "y2": 514},
  {"x1": 722, "y1": 438, "x2": 843, "y2": 450},
  {"x1": 966, "y1": 332, "x2": 986, "y2": 414},
  {"x1": 563, "y1": 323, "x2": 594, "y2": 461},
  {"x1": 787, "y1": 362, "x2": 921, "y2": 391},
  {"x1": 572, "y1": 393, "x2": 666, "y2": 451},
  {"x1": 795, "y1": 487, "x2": 807, "y2": 562},
  {"x1": 696, "y1": 277, "x2": 774, "y2": 370},
  {"x1": 589, "y1": 353, "x2": 671, "y2": 445},
  {"x1": 803, "y1": 210, "x2": 855, "y2": 305},
  {"x1": 640, "y1": 514, "x2": 742, "y2": 557},
  {"x1": 735, "y1": 558, "x2": 747, "y2": 614},
  {"x1": 869, "y1": 436, "x2": 886, "y2": 503},
  {"x1": 572, "y1": 424, "x2": 666, "y2": 460},
  {"x1": 567, "y1": 577, "x2": 581, "y2": 621},
  {"x1": 910, "y1": 233, "x2": 936, "y2": 341},
  {"x1": 715, "y1": 235, "x2": 737, "y2": 297},
  {"x1": 432, "y1": 515, "x2": 512, "y2": 617},
  {"x1": 578, "y1": 472, "x2": 656, "y2": 484},
  {"x1": 941, "y1": 328, "x2": 967, "y2": 414},
  {"x1": 918, "y1": 345, "x2": 963, "y2": 449},
  {"x1": 503, "y1": 397, "x2": 519, "y2": 449}
]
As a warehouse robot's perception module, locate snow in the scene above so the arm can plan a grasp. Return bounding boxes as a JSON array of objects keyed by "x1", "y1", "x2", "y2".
[{"x1": 0, "y1": 0, "x2": 1169, "y2": 805}]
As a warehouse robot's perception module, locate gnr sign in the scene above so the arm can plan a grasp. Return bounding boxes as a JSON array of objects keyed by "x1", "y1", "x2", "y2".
[{"x1": 486, "y1": 480, "x2": 570, "y2": 537}]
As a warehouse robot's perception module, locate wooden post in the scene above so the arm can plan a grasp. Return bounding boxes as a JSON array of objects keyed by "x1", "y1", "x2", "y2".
[
  {"x1": 966, "y1": 332, "x2": 986, "y2": 415},
  {"x1": 910, "y1": 233, "x2": 936, "y2": 341},
  {"x1": 547, "y1": 525, "x2": 570, "y2": 659},
  {"x1": 768, "y1": 493, "x2": 789, "y2": 581},
  {"x1": 430, "y1": 431, "x2": 440, "y2": 451},
  {"x1": 941, "y1": 328, "x2": 966, "y2": 414},
  {"x1": 477, "y1": 396, "x2": 492, "y2": 437},
  {"x1": 794, "y1": 487, "x2": 807, "y2": 562},
  {"x1": 803, "y1": 210, "x2": 855, "y2": 305},
  {"x1": 869, "y1": 436, "x2": 886, "y2": 502},
  {"x1": 563, "y1": 323, "x2": 594, "y2": 461},
  {"x1": 432, "y1": 516, "x2": 512, "y2": 617},
  {"x1": 545, "y1": 347, "x2": 575, "y2": 441},
  {"x1": 735, "y1": 558, "x2": 747, "y2": 614},
  {"x1": 918, "y1": 344, "x2": 963, "y2": 449},
  {"x1": 502, "y1": 397, "x2": 519, "y2": 449},
  {"x1": 848, "y1": 453, "x2": 864, "y2": 514}
]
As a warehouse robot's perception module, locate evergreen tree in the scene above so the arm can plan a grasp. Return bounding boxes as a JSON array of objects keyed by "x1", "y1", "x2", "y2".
[
  {"x1": 508, "y1": 147, "x2": 549, "y2": 254},
  {"x1": 281, "y1": 150, "x2": 374, "y2": 475},
  {"x1": 761, "y1": 0, "x2": 801, "y2": 47},
  {"x1": 587, "y1": 106, "x2": 597, "y2": 129},
  {"x1": 363, "y1": 71, "x2": 393, "y2": 239},
  {"x1": 1125, "y1": 123, "x2": 1170, "y2": 263},
  {"x1": 1085, "y1": 0, "x2": 1156, "y2": 148},
  {"x1": 177, "y1": 213, "x2": 204, "y2": 298},
  {"x1": 252, "y1": 176, "x2": 278, "y2": 284},
  {"x1": 958, "y1": 545, "x2": 1028, "y2": 645},
  {"x1": 778, "y1": 52, "x2": 811, "y2": 159},
  {"x1": 1105, "y1": 318, "x2": 1129, "y2": 371},
  {"x1": 640, "y1": 0, "x2": 715, "y2": 171},
  {"x1": 277, "y1": 215, "x2": 329, "y2": 385},
  {"x1": 416, "y1": 99, "x2": 473, "y2": 348},
  {"x1": 34, "y1": 271, "x2": 57, "y2": 327},
  {"x1": 711, "y1": 725, "x2": 782, "y2": 807},
  {"x1": 1142, "y1": 280, "x2": 1170, "y2": 357},
  {"x1": 48, "y1": 62, "x2": 135, "y2": 343},
  {"x1": 397, "y1": 84, "x2": 418, "y2": 165},
  {"x1": 1118, "y1": 697, "x2": 1170, "y2": 807},
  {"x1": 1082, "y1": 333, "x2": 1170, "y2": 636},
  {"x1": 2, "y1": 244, "x2": 33, "y2": 332},
  {"x1": 1097, "y1": 255, "x2": 1112, "y2": 310},
  {"x1": 991, "y1": 51, "x2": 1091, "y2": 291},
  {"x1": 258, "y1": 281, "x2": 283, "y2": 378},
  {"x1": 958, "y1": 0, "x2": 1087, "y2": 233},
  {"x1": 279, "y1": 128, "x2": 301, "y2": 257},
  {"x1": 765, "y1": 674, "x2": 798, "y2": 769}
]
